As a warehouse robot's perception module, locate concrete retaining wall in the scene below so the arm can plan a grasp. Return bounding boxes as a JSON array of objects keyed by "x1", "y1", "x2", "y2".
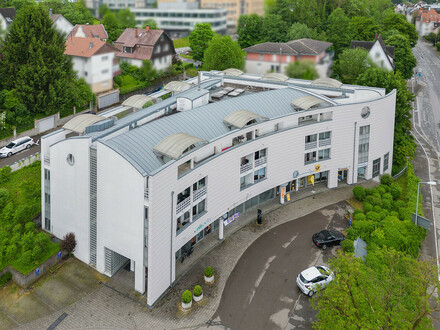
[{"x1": 0, "y1": 250, "x2": 67, "y2": 288}]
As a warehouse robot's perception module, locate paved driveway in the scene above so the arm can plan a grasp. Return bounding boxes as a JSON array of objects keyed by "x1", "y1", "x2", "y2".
[{"x1": 211, "y1": 202, "x2": 348, "y2": 329}]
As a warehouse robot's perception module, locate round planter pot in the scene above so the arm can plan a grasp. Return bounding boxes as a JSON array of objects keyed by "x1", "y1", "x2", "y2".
[
  {"x1": 182, "y1": 300, "x2": 192, "y2": 310},
  {"x1": 204, "y1": 275, "x2": 214, "y2": 283},
  {"x1": 193, "y1": 293, "x2": 203, "y2": 302}
]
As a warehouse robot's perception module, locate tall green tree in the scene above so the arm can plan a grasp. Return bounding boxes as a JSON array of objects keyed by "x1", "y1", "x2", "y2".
[
  {"x1": 382, "y1": 13, "x2": 418, "y2": 47},
  {"x1": 203, "y1": 35, "x2": 245, "y2": 71},
  {"x1": 117, "y1": 8, "x2": 136, "y2": 28},
  {"x1": 286, "y1": 23, "x2": 326, "y2": 41},
  {"x1": 0, "y1": 3, "x2": 75, "y2": 116},
  {"x1": 237, "y1": 14, "x2": 264, "y2": 49},
  {"x1": 325, "y1": 8, "x2": 353, "y2": 57},
  {"x1": 385, "y1": 34, "x2": 417, "y2": 79},
  {"x1": 313, "y1": 250, "x2": 439, "y2": 329},
  {"x1": 189, "y1": 23, "x2": 215, "y2": 62},
  {"x1": 335, "y1": 47, "x2": 372, "y2": 84},
  {"x1": 262, "y1": 14, "x2": 288, "y2": 42},
  {"x1": 102, "y1": 11, "x2": 121, "y2": 43},
  {"x1": 285, "y1": 60, "x2": 318, "y2": 80},
  {"x1": 269, "y1": 0, "x2": 294, "y2": 25},
  {"x1": 142, "y1": 19, "x2": 158, "y2": 30},
  {"x1": 356, "y1": 68, "x2": 415, "y2": 170},
  {"x1": 349, "y1": 16, "x2": 380, "y2": 41}
]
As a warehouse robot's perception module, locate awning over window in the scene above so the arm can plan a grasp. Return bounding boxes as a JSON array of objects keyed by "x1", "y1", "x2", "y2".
[
  {"x1": 153, "y1": 133, "x2": 207, "y2": 159},
  {"x1": 223, "y1": 68, "x2": 244, "y2": 76},
  {"x1": 311, "y1": 78, "x2": 343, "y2": 89},
  {"x1": 223, "y1": 110, "x2": 268, "y2": 128},
  {"x1": 263, "y1": 72, "x2": 289, "y2": 82},
  {"x1": 63, "y1": 114, "x2": 107, "y2": 133},
  {"x1": 122, "y1": 95, "x2": 157, "y2": 109},
  {"x1": 291, "y1": 95, "x2": 329, "y2": 110},
  {"x1": 163, "y1": 81, "x2": 192, "y2": 93}
]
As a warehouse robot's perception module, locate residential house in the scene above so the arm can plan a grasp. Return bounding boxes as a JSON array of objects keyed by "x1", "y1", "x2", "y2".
[
  {"x1": 0, "y1": 7, "x2": 16, "y2": 31},
  {"x1": 68, "y1": 24, "x2": 108, "y2": 42},
  {"x1": 243, "y1": 39, "x2": 333, "y2": 78},
  {"x1": 350, "y1": 34, "x2": 395, "y2": 72},
  {"x1": 50, "y1": 12, "x2": 74, "y2": 37},
  {"x1": 65, "y1": 37, "x2": 119, "y2": 94},
  {"x1": 114, "y1": 27, "x2": 176, "y2": 71},
  {"x1": 415, "y1": 8, "x2": 440, "y2": 36},
  {"x1": 41, "y1": 70, "x2": 396, "y2": 307}
]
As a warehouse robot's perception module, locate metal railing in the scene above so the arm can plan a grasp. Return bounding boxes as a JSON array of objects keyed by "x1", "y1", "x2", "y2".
[
  {"x1": 176, "y1": 196, "x2": 191, "y2": 214},
  {"x1": 240, "y1": 162, "x2": 253, "y2": 174},
  {"x1": 193, "y1": 186, "x2": 207, "y2": 202},
  {"x1": 305, "y1": 141, "x2": 317, "y2": 150},
  {"x1": 255, "y1": 156, "x2": 267, "y2": 167},
  {"x1": 319, "y1": 139, "x2": 331, "y2": 147}
]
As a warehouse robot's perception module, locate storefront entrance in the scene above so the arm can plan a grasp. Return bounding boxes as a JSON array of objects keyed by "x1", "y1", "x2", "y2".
[{"x1": 338, "y1": 169, "x2": 348, "y2": 182}]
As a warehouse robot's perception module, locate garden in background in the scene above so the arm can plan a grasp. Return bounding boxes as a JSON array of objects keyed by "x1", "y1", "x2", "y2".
[
  {"x1": 312, "y1": 165, "x2": 440, "y2": 328},
  {"x1": 0, "y1": 162, "x2": 59, "y2": 278}
]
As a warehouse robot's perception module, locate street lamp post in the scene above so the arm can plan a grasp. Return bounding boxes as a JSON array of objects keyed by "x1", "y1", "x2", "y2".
[{"x1": 416, "y1": 181, "x2": 436, "y2": 225}]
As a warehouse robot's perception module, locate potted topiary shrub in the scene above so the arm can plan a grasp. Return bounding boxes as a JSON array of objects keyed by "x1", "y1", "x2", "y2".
[
  {"x1": 204, "y1": 266, "x2": 214, "y2": 283},
  {"x1": 181, "y1": 289, "x2": 192, "y2": 309},
  {"x1": 193, "y1": 285, "x2": 203, "y2": 302}
]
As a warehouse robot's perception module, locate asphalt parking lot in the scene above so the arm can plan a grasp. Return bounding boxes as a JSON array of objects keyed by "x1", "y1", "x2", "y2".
[{"x1": 211, "y1": 201, "x2": 349, "y2": 329}]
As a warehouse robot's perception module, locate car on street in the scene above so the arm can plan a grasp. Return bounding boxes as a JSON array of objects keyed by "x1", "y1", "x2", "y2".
[
  {"x1": 0, "y1": 136, "x2": 35, "y2": 158},
  {"x1": 296, "y1": 265, "x2": 334, "y2": 297},
  {"x1": 312, "y1": 229, "x2": 345, "y2": 250}
]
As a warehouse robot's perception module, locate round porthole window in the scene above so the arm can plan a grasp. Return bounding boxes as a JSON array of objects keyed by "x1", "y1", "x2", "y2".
[
  {"x1": 67, "y1": 154, "x2": 75, "y2": 166},
  {"x1": 361, "y1": 106, "x2": 371, "y2": 119}
]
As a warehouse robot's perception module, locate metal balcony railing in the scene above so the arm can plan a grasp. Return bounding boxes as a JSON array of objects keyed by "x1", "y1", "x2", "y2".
[
  {"x1": 255, "y1": 156, "x2": 267, "y2": 167},
  {"x1": 319, "y1": 139, "x2": 331, "y2": 147},
  {"x1": 240, "y1": 162, "x2": 253, "y2": 174},
  {"x1": 193, "y1": 186, "x2": 207, "y2": 203},
  {"x1": 305, "y1": 141, "x2": 317, "y2": 150},
  {"x1": 176, "y1": 196, "x2": 191, "y2": 214}
]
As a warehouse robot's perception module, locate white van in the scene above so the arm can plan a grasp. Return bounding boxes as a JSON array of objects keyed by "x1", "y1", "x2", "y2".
[{"x1": 0, "y1": 136, "x2": 35, "y2": 158}]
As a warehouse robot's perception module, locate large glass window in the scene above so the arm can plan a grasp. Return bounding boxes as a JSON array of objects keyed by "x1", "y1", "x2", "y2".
[
  {"x1": 318, "y1": 148, "x2": 330, "y2": 160},
  {"x1": 255, "y1": 148, "x2": 266, "y2": 160},
  {"x1": 177, "y1": 211, "x2": 190, "y2": 234},
  {"x1": 177, "y1": 187, "x2": 190, "y2": 204},
  {"x1": 193, "y1": 177, "x2": 206, "y2": 191},
  {"x1": 192, "y1": 200, "x2": 206, "y2": 219},
  {"x1": 373, "y1": 158, "x2": 381, "y2": 177},
  {"x1": 305, "y1": 134, "x2": 317, "y2": 143},
  {"x1": 254, "y1": 167, "x2": 266, "y2": 182},
  {"x1": 358, "y1": 125, "x2": 370, "y2": 164},
  {"x1": 304, "y1": 151, "x2": 316, "y2": 164},
  {"x1": 383, "y1": 152, "x2": 389, "y2": 171},
  {"x1": 319, "y1": 131, "x2": 331, "y2": 140}
]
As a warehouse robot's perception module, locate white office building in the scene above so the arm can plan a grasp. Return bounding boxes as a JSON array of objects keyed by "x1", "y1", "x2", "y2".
[{"x1": 41, "y1": 71, "x2": 396, "y2": 307}]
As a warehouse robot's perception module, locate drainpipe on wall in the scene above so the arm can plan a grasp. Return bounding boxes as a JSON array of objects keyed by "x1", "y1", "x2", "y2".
[
  {"x1": 352, "y1": 122, "x2": 357, "y2": 184},
  {"x1": 170, "y1": 191, "x2": 174, "y2": 287}
]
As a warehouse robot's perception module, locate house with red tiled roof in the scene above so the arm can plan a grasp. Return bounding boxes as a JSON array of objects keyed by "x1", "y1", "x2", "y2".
[
  {"x1": 67, "y1": 24, "x2": 108, "y2": 42},
  {"x1": 65, "y1": 37, "x2": 119, "y2": 93},
  {"x1": 114, "y1": 27, "x2": 176, "y2": 71},
  {"x1": 243, "y1": 39, "x2": 333, "y2": 78},
  {"x1": 415, "y1": 8, "x2": 440, "y2": 35}
]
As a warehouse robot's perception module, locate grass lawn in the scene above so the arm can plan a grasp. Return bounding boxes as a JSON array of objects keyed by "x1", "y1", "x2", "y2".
[{"x1": 173, "y1": 37, "x2": 189, "y2": 48}]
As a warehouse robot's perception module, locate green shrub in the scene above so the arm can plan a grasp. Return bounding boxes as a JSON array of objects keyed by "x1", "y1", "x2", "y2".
[
  {"x1": 24, "y1": 222, "x2": 34, "y2": 232},
  {"x1": 379, "y1": 209, "x2": 388, "y2": 220},
  {"x1": 373, "y1": 205, "x2": 382, "y2": 213},
  {"x1": 341, "y1": 239, "x2": 354, "y2": 252},
  {"x1": 142, "y1": 100, "x2": 154, "y2": 108},
  {"x1": 365, "y1": 188, "x2": 375, "y2": 196},
  {"x1": 182, "y1": 289, "x2": 192, "y2": 303},
  {"x1": 389, "y1": 211, "x2": 399, "y2": 217},
  {"x1": 365, "y1": 195, "x2": 383, "y2": 207},
  {"x1": 0, "y1": 272, "x2": 12, "y2": 287},
  {"x1": 382, "y1": 199, "x2": 392, "y2": 210},
  {"x1": 32, "y1": 245, "x2": 43, "y2": 261},
  {"x1": 5, "y1": 244, "x2": 17, "y2": 262},
  {"x1": 376, "y1": 186, "x2": 387, "y2": 195},
  {"x1": 353, "y1": 186, "x2": 365, "y2": 201},
  {"x1": 366, "y1": 211, "x2": 381, "y2": 222},
  {"x1": 382, "y1": 193, "x2": 393, "y2": 201},
  {"x1": 353, "y1": 220, "x2": 377, "y2": 240},
  {"x1": 390, "y1": 183, "x2": 402, "y2": 200},
  {"x1": 205, "y1": 266, "x2": 214, "y2": 277},
  {"x1": 346, "y1": 227, "x2": 358, "y2": 240},
  {"x1": 353, "y1": 209, "x2": 363, "y2": 215},
  {"x1": 364, "y1": 203, "x2": 373, "y2": 213},
  {"x1": 0, "y1": 188, "x2": 10, "y2": 210},
  {"x1": 354, "y1": 213, "x2": 366, "y2": 222},
  {"x1": 193, "y1": 285, "x2": 202, "y2": 297},
  {"x1": 0, "y1": 166, "x2": 12, "y2": 184},
  {"x1": 35, "y1": 232, "x2": 50, "y2": 251},
  {"x1": 380, "y1": 174, "x2": 393, "y2": 186}
]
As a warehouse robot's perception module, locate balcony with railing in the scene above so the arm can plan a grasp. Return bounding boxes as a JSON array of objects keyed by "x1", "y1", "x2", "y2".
[
  {"x1": 144, "y1": 187, "x2": 149, "y2": 200},
  {"x1": 176, "y1": 196, "x2": 191, "y2": 214},
  {"x1": 319, "y1": 138, "x2": 331, "y2": 147},
  {"x1": 193, "y1": 186, "x2": 207, "y2": 203},
  {"x1": 44, "y1": 155, "x2": 50, "y2": 165},
  {"x1": 255, "y1": 156, "x2": 267, "y2": 167},
  {"x1": 240, "y1": 162, "x2": 253, "y2": 174},
  {"x1": 305, "y1": 141, "x2": 317, "y2": 150}
]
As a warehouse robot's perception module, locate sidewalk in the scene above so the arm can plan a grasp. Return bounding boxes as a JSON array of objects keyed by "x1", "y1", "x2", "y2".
[{"x1": 19, "y1": 181, "x2": 375, "y2": 329}]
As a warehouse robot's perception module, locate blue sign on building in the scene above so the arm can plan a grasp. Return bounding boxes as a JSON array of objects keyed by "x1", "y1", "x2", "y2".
[
  {"x1": 35, "y1": 267, "x2": 40, "y2": 276},
  {"x1": 57, "y1": 251, "x2": 62, "y2": 259}
]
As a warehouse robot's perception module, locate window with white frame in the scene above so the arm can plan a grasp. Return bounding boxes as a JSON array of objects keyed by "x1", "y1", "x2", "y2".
[
  {"x1": 177, "y1": 187, "x2": 190, "y2": 204},
  {"x1": 254, "y1": 148, "x2": 266, "y2": 160},
  {"x1": 305, "y1": 134, "x2": 317, "y2": 143},
  {"x1": 102, "y1": 56, "x2": 109, "y2": 61},
  {"x1": 176, "y1": 211, "x2": 190, "y2": 234},
  {"x1": 373, "y1": 158, "x2": 381, "y2": 177},
  {"x1": 319, "y1": 131, "x2": 331, "y2": 140},
  {"x1": 358, "y1": 125, "x2": 370, "y2": 164},
  {"x1": 304, "y1": 151, "x2": 316, "y2": 164},
  {"x1": 192, "y1": 200, "x2": 206, "y2": 219},
  {"x1": 318, "y1": 148, "x2": 330, "y2": 160},
  {"x1": 383, "y1": 152, "x2": 389, "y2": 171},
  {"x1": 193, "y1": 177, "x2": 206, "y2": 191},
  {"x1": 254, "y1": 167, "x2": 266, "y2": 182}
]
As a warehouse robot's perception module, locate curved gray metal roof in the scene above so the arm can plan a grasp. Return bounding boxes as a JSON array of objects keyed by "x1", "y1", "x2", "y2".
[
  {"x1": 223, "y1": 110, "x2": 268, "y2": 128},
  {"x1": 102, "y1": 87, "x2": 317, "y2": 176}
]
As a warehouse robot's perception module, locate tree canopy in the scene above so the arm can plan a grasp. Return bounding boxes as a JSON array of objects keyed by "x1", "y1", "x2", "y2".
[
  {"x1": 382, "y1": 13, "x2": 418, "y2": 47},
  {"x1": 335, "y1": 47, "x2": 372, "y2": 84},
  {"x1": 385, "y1": 34, "x2": 417, "y2": 79},
  {"x1": 262, "y1": 14, "x2": 289, "y2": 42},
  {"x1": 189, "y1": 23, "x2": 215, "y2": 62},
  {"x1": 237, "y1": 14, "x2": 264, "y2": 49},
  {"x1": 285, "y1": 60, "x2": 319, "y2": 80},
  {"x1": 0, "y1": 3, "x2": 76, "y2": 116},
  {"x1": 203, "y1": 35, "x2": 245, "y2": 71}
]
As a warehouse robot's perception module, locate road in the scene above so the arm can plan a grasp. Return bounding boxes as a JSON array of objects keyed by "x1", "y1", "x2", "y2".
[
  {"x1": 412, "y1": 40, "x2": 440, "y2": 153},
  {"x1": 211, "y1": 202, "x2": 348, "y2": 329},
  {"x1": 0, "y1": 137, "x2": 42, "y2": 169}
]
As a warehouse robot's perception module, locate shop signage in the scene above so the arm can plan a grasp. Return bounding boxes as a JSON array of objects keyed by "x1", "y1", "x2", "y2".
[
  {"x1": 193, "y1": 218, "x2": 214, "y2": 234},
  {"x1": 224, "y1": 212, "x2": 240, "y2": 226},
  {"x1": 315, "y1": 164, "x2": 321, "y2": 172},
  {"x1": 293, "y1": 170, "x2": 299, "y2": 178}
]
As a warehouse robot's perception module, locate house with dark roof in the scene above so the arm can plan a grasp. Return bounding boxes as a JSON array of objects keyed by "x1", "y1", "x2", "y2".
[
  {"x1": 350, "y1": 35, "x2": 395, "y2": 72},
  {"x1": 243, "y1": 39, "x2": 333, "y2": 78},
  {"x1": 114, "y1": 27, "x2": 176, "y2": 71},
  {"x1": 49, "y1": 12, "x2": 74, "y2": 37},
  {"x1": 67, "y1": 24, "x2": 108, "y2": 42},
  {"x1": 65, "y1": 37, "x2": 120, "y2": 93},
  {"x1": 0, "y1": 7, "x2": 16, "y2": 31}
]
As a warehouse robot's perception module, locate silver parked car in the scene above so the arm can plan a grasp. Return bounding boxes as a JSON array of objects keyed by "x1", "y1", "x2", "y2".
[
  {"x1": 296, "y1": 265, "x2": 334, "y2": 297},
  {"x1": 0, "y1": 136, "x2": 35, "y2": 157}
]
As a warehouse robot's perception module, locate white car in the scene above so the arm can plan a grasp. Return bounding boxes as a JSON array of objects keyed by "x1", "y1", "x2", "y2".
[
  {"x1": 296, "y1": 265, "x2": 334, "y2": 297},
  {"x1": 0, "y1": 136, "x2": 34, "y2": 158}
]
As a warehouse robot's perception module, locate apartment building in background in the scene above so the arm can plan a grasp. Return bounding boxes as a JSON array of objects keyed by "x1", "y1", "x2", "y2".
[{"x1": 41, "y1": 70, "x2": 396, "y2": 307}]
